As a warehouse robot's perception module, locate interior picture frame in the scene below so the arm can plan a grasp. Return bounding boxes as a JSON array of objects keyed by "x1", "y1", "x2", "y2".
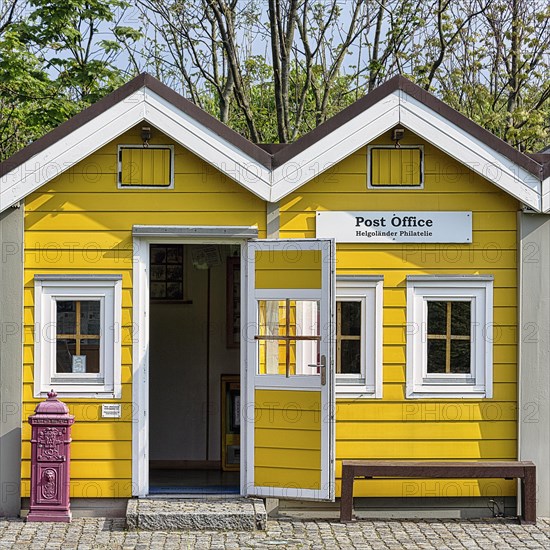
[{"x1": 149, "y1": 244, "x2": 186, "y2": 302}]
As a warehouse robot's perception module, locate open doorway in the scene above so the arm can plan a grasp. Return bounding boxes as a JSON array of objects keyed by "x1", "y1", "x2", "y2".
[{"x1": 148, "y1": 243, "x2": 241, "y2": 494}]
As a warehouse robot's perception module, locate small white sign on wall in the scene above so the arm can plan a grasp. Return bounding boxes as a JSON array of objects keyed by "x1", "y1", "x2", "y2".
[
  {"x1": 101, "y1": 404, "x2": 121, "y2": 418},
  {"x1": 316, "y1": 211, "x2": 472, "y2": 243}
]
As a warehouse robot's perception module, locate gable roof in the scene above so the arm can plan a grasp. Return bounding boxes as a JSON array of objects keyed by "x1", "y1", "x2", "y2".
[{"x1": 1, "y1": 72, "x2": 549, "y2": 212}]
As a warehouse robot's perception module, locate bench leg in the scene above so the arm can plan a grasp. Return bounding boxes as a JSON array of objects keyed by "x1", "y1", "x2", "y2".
[
  {"x1": 521, "y1": 466, "x2": 537, "y2": 525},
  {"x1": 340, "y1": 469, "x2": 355, "y2": 523}
]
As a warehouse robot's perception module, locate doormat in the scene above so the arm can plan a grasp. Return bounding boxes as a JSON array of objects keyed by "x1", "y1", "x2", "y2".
[{"x1": 148, "y1": 486, "x2": 240, "y2": 495}]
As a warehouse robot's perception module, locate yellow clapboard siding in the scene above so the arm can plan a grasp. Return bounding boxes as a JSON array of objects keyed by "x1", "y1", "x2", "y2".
[
  {"x1": 254, "y1": 467, "x2": 321, "y2": 489},
  {"x1": 380, "y1": 364, "x2": 516, "y2": 384},
  {"x1": 255, "y1": 389, "x2": 321, "y2": 489},
  {"x1": 21, "y1": 479, "x2": 133, "y2": 498},
  {"x1": 379, "y1": 383, "x2": 516, "y2": 402},
  {"x1": 25, "y1": 192, "x2": 264, "y2": 212},
  {"x1": 332, "y1": 250, "x2": 517, "y2": 270},
  {"x1": 282, "y1": 193, "x2": 516, "y2": 211},
  {"x1": 335, "y1": 439, "x2": 516, "y2": 459},
  {"x1": 334, "y1": 401, "x2": 517, "y2": 422},
  {"x1": 25, "y1": 212, "x2": 265, "y2": 232},
  {"x1": 335, "y1": 421, "x2": 516, "y2": 440},
  {"x1": 22, "y1": 421, "x2": 132, "y2": 441},
  {"x1": 22, "y1": 441, "x2": 131, "y2": 460},
  {"x1": 255, "y1": 448, "x2": 321, "y2": 468},
  {"x1": 22, "y1": 460, "x2": 131, "y2": 479},
  {"x1": 255, "y1": 250, "x2": 321, "y2": 289},
  {"x1": 255, "y1": 428, "x2": 321, "y2": 450},
  {"x1": 255, "y1": 389, "x2": 322, "y2": 411},
  {"x1": 334, "y1": 478, "x2": 516, "y2": 498}
]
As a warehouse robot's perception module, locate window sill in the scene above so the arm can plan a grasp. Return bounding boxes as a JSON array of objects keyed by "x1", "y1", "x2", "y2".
[
  {"x1": 406, "y1": 384, "x2": 489, "y2": 399},
  {"x1": 35, "y1": 388, "x2": 121, "y2": 399},
  {"x1": 336, "y1": 383, "x2": 381, "y2": 399}
]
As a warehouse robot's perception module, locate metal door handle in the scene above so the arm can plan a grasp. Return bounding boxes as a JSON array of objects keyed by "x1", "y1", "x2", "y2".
[{"x1": 309, "y1": 355, "x2": 327, "y2": 386}]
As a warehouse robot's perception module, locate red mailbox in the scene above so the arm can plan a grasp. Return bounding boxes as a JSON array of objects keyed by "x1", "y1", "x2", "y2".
[{"x1": 27, "y1": 390, "x2": 75, "y2": 522}]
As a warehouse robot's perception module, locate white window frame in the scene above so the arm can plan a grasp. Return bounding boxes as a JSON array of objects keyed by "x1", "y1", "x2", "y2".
[
  {"x1": 367, "y1": 145, "x2": 424, "y2": 189},
  {"x1": 117, "y1": 144, "x2": 175, "y2": 189},
  {"x1": 34, "y1": 275, "x2": 122, "y2": 398},
  {"x1": 335, "y1": 276, "x2": 383, "y2": 398},
  {"x1": 406, "y1": 275, "x2": 493, "y2": 399}
]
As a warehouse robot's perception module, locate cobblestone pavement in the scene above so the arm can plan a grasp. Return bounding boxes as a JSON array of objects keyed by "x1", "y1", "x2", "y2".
[{"x1": 0, "y1": 517, "x2": 549, "y2": 549}]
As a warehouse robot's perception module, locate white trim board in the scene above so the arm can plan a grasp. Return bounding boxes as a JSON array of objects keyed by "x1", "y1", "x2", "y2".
[{"x1": 0, "y1": 86, "x2": 544, "y2": 211}]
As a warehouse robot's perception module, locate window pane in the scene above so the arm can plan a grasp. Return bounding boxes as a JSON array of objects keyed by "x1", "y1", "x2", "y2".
[
  {"x1": 340, "y1": 302, "x2": 361, "y2": 336},
  {"x1": 257, "y1": 300, "x2": 320, "y2": 376},
  {"x1": 80, "y1": 301, "x2": 101, "y2": 335},
  {"x1": 451, "y1": 340, "x2": 471, "y2": 374},
  {"x1": 56, "y1": 338, "x2": 76, "y2": 373},
  {"x1": 427, "y1": 340, "x2": 446, "y2": 373},
  {"x1": 451, "y1": 302, "x2": 471, "y2": 336},
  {"x1": 340, "y1": 340, "x2": 361, "y2": 374},
  {"x1": 57, "y1": 301, "x2": 76, "y2": 335},
  {"x1": 427, "y1": 301, "x2": 447, "y2": 335},
  {"x1": 80, "y1": 338, "x2": 101, "y2": 373}
]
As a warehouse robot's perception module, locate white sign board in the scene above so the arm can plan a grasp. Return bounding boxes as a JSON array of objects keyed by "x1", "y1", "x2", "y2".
[
  {"x1": 101, "y1": 404, "x2": 121, "y2": 419},
  {"x1": 316, "y1": 211, "x2": 472, "y2": 243}
]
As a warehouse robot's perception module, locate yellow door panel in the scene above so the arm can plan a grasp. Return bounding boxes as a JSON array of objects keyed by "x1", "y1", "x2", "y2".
[{"x1": 254, "y1": 466, "x2": 321, "y2": 490}]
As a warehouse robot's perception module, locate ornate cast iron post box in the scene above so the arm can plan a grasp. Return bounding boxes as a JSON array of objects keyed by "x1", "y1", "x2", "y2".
[{"x1": 27, "y1": 390, "x2": 75, "y2": 522}]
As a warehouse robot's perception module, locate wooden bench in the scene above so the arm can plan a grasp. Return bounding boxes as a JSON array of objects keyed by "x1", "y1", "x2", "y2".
[{"x1": 340, "y1": 460, "x2": 537, "y2": 524}]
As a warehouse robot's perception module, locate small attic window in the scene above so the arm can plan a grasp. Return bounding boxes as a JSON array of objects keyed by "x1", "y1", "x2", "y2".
[
  {"x1": 118, "y1": 145, "x2": 174, "y2": 188},
  {"x1": 368, "y1": 145, "x2": 423, "y2": 188}
]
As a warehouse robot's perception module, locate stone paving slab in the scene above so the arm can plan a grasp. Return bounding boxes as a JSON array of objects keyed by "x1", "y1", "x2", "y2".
[
  {"x1": 0, "y1": 516, "x2": 549, "y2": 549},
  {"x1": 126, "y1": 497, "x2": 267, "y2": 531}
]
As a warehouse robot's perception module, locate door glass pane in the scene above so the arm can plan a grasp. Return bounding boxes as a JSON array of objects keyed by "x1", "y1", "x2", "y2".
[{"x1": 257, "y1": 299, "x2": 320, "y2": 375}]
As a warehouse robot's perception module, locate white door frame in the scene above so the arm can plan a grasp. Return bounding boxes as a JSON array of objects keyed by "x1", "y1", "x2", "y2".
[{"x1": 131, "y1": 226, "x2": 256, "y2": 497}]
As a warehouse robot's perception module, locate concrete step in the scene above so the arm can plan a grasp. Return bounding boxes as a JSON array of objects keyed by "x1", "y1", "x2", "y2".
[{"x1": 126, "y1": 497, "x2": 267, "y2": 531}]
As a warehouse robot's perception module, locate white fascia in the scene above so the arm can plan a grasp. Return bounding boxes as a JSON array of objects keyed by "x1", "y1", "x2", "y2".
[
  {"x1": 399, "y1": 90, "x2": 542, "y2": 211},
  {"x1": 542, "y1": 177, "x2": 550, "y2": 213},
  {"x1": 270, "y1": 92, "x2": 401, "y2": 202},
  {"x1": 143, "y1": 89, "x2": 271, "y2": 200},
  {"x1": 0, "y1": 89, "x2": 147, "y2": 211}
]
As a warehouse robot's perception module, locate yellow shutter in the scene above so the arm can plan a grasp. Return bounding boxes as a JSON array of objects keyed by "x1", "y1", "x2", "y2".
[
  {"x1": 120, "y1": 147, "x2": 171, "y2": 186},
  {"x1": 370, "y1": 148, "x2": 422, "y2": 186}
]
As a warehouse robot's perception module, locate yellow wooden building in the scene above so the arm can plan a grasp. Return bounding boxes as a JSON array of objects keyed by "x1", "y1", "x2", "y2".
[{"x1": 1, "y1": 73, "x2": 549, "y2": 518}]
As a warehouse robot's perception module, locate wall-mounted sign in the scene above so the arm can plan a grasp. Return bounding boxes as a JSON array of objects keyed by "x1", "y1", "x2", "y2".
[
  {"x1": 316, "y1": 211, "x2": 472, "y2": 243},
  {"x1": 101, "y1": 404, "x2": 121, "y2": 418}
]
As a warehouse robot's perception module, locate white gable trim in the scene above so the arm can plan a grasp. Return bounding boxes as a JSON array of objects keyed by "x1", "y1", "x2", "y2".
[
  {"x1": 269, "y1": 90, "x2": 542, "y2": 208},
  {"x1": 399, "y1": 92, "x2": 541, "y2": 209},
  {"x1": 0, "y1": 90, "x2": 146, "y2": 210},
  {"x1": 143, "y1": 89, "x2": 271, "y2": 198},
  {"x1": 0, "y1": 85, "x2": 544, "y2": 212},
  {"x1": 270, "y1": 92, "x2": 400, "y2": 201}
]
